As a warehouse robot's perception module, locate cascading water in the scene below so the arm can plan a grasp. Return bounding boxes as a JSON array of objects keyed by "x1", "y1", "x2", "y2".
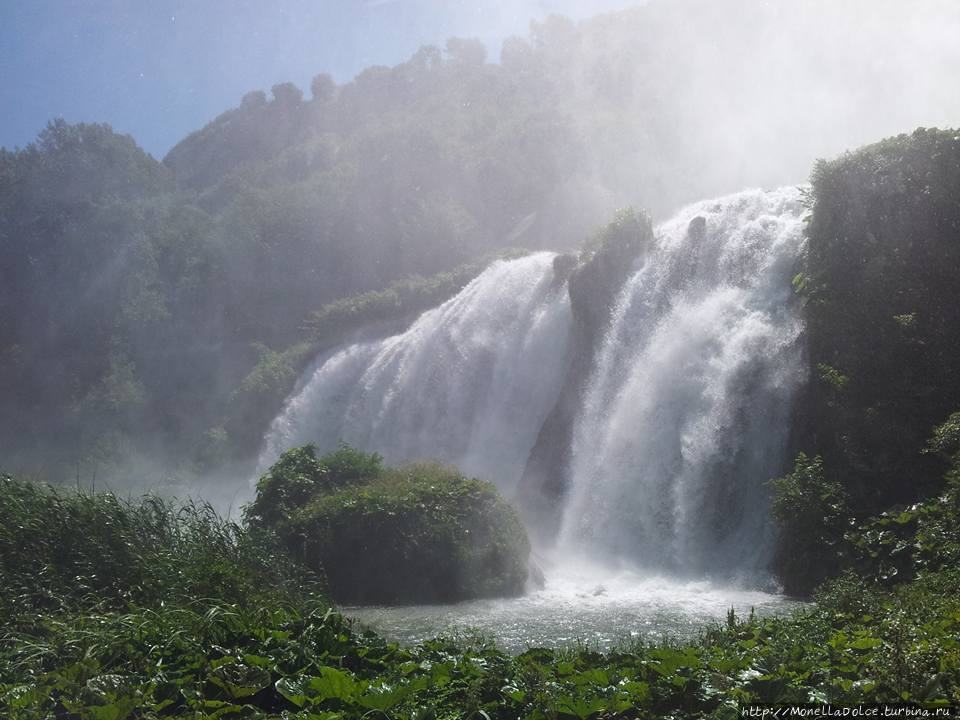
[
  {"x1": 262, "y1": 188, "x2": 808, "y2": 646},
  {"x1": 262, "y1": 187, "x2": 806, "y2": 582},
  {"x1": 558, "y1": 187, "x2": 807, "y2": 579},
  {"x1": 260, "y1": 252, "x2": 573, "y2": 495}
]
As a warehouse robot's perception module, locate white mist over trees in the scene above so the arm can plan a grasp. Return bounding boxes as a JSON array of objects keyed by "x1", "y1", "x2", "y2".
[
  {"x1": 1, "y1": 0, "x2": 958, "y2": 497},
  {"x1": 507, "y1": 0, "x2": 960, "y2": 218}
]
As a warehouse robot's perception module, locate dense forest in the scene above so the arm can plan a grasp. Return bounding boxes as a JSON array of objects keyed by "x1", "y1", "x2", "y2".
[{"x1": 3, "y1": 0, "x2": 958, "y2": 493}]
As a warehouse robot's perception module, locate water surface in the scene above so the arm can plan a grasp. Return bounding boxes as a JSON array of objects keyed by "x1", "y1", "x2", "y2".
[{"x1": 345, "y1": 566, "x2": 804, "y2": 654}]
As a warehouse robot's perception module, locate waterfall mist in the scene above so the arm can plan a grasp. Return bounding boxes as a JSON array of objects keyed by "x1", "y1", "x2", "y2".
[
  {"x1": 262, "y1": 187, "x2": 807, "y2": 585},
  {"x1": 262, "y1": 253, "x2": 573, "y2": 494}
]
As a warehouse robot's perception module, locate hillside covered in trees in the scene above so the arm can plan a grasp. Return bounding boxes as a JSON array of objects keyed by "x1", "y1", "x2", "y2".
[{"x1": 3, "y1": 0, "x2": 958, "y2": 492}]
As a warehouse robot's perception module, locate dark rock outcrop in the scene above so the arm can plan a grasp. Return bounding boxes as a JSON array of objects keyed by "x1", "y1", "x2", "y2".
[{"x1": 518, "y1": 209, "x2": 654, "y2": 542}]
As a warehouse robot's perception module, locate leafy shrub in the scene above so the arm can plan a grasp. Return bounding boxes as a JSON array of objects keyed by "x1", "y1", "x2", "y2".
[
  {"x1": 813, "y1": 572, "x2": 884, "y2": 619},
  {"x1": 5, "y1": 578, "x2": 959, "y2": 718},
  {"x1": 844, "y1": 412, "x2": 960, "y2": 585},
  {"x1": 769, "y1": 453, "x2": 849, "y2": 594},
  {"x1": 247, "y1": 447, "x2": 530, "y2": 604},
  {"x1": 244, "y1": 443, "x2": 382, "y2": 531},
  {"x1": 926, "y1": 410, "x2": 960, "y2": 466},
  {"x1": 0, "y1": 474, "x2": 320, "y2": 627}
]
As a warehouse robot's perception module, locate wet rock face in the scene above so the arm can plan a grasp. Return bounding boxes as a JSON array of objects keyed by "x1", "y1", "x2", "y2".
[
  {"x1": 687, "y1": 215, "x2": 707, "y2": 242},
  {"x1": 518, "y1": 211, "x2": 653, "y2": 542},
  {"x1": 551, "y1": 253, "x2": 578, "y2": 289},
  {"x1": 568, "y1": 210, "x2": 654, "y2": 344}
]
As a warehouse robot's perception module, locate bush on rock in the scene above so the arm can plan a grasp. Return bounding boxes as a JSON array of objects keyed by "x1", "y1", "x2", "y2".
[{"x1": 246, "y1": 445, "x2": 530, "y2": 605}]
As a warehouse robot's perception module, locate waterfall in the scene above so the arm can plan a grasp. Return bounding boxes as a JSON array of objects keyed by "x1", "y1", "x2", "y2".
[
  {"x1": 559, "y1": 187, "x2": 807, "y2": 578},
  {"x1": 260, "y1": 252, "x2": 574, "y2": 495},
  {"x1": 260, "y1": 187, "x2": 807, "y2": 580}
]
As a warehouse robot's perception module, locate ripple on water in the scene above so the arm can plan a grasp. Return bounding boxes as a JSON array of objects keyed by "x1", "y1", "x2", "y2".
[{"x1": 343, "y1": 567, "x2": 805, "y2": 654}]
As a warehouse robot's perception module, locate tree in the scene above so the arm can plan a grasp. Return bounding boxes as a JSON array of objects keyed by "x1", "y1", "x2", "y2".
[
  {"x1": 309, "y1": 73, "x2": 335, "y2": 103},
  {"x1": 241, "y1": 89, "x2": 267, "y2": 108},
  {"x1": 445, "y1": 37, "x2": 486, "y2": 66},
  {"x1": 770, "y1": 454, "x2": 849, "y2": 594},
  {"x1": 271, "y1": 82, "x2": 303, "y2": 106}
]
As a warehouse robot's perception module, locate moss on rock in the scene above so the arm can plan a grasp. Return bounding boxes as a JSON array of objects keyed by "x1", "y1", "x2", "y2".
[{"x1": 246, "y1": 445, "x2": 530, "y2": 605}]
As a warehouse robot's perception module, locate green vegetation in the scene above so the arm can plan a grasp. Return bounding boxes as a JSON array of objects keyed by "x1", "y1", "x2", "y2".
[
  {"x1": 247, "y1": 445, "x2": 530, "y2": 604},
  {"x1": 769, "y1": 454, "x2": 848, "y2": 594},
  {"x1": 3, "y1": 472, "x2": 959, "y2": 718},
  {"x1": 775, "y1": 128, "x2": 960, "y2": 594},
  {"x1": 0, "y1": 96, "x2": 537, "y2": 486},
  {"x1": 0, "y1": 104, "x2": 526, "y2": 485},
  {"x1": 843, "y1": 412, "x2": 960, "y2": 587},
  {"x1": 0, "y1": 474, "x2": 321, "y2": 628},
  {"x1": 797, "y1": 127, "x2": 960, "y2": 512},
  {"x1": 3, "y1": 13, "x2": 960, "y2": 711},
  {"x1": 223, "y1": 250, "x2": 529, "y2": 453},
  {"x1": 753, "y1": 132, "x2": 960, "y2": 705},
  {"x1": 773, "y1": 410, "x2": 960, "y2": 595}
]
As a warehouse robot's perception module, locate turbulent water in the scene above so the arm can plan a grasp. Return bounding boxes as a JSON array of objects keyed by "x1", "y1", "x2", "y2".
[
  {"x1": 263, "y1": 187, "x2": 807, "y2": 605},
  {"x1": 261, "y1": 252, "x2": 573, "y2": 495},
  {"x1": 560, "y1": 187, "x2": 807, "y2": 579},
  {"x1": 346, "y1": 565, "x2": 803, "y2": 653}
]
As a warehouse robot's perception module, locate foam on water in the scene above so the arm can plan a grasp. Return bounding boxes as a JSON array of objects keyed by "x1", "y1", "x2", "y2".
[{"x1": 346, "y1": 566, "x2": 803, "y2": 653}]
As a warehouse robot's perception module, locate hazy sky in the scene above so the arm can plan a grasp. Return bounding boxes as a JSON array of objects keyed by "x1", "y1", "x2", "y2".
[{"x1": 0, "y1": 0, "x2": 634, "y2": 158}]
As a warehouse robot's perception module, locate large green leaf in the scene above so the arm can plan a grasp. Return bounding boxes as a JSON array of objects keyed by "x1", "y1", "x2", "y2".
[{"x1": 276, "y1": 666, "x2": 360, "y2": 708}]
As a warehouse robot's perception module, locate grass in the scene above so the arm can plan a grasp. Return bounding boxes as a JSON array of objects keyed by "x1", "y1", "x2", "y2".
[
  {"x1": 0, "y1": 474, "x2": 323, "y2": 628},
  {"x1": 1, "y1": 474, "x2": 958, "y2": 718}
]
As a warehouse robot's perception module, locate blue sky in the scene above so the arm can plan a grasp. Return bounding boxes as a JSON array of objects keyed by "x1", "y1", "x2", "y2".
[{"x1": 0, "y1": 0, "x2": 634, "y2": 158}]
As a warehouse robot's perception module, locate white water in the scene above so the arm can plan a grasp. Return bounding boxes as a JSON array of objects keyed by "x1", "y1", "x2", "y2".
[
  {"x1": 261, "y1": 252, "x2": 573, "y2": 495},
  {"x1": 560, "y1": 187, "x2": 807, "y2": 579},
  {"x1": 261, "y1": 188, "x2": 808, "y2": 646},
  {"x1": 346, "y1": 565, "x2": 803, "y2": 653}
]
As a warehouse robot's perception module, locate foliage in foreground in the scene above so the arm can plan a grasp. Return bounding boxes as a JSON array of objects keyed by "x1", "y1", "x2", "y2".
[
  {"x1": 1, "y1": 474, "x2": 959, "y2": 717},
  {"x1": 0, "y1": 474, "x2": 321, "y2": 628},
  {"x1": 246, "y1": 445, "x2": 531, "y2": 604},
  {"x1": 769, "y1": 453, "x2": 849, "y2": 594},
  {"x1": 2, "y1": 571, "x2": 958, "y2": 718},
  {"x1": 843, "y1": 411, "x2": 960, "y2": 587},
  {"x1": 772, "y1": 409, "x2": 960, "y2": 595}
]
